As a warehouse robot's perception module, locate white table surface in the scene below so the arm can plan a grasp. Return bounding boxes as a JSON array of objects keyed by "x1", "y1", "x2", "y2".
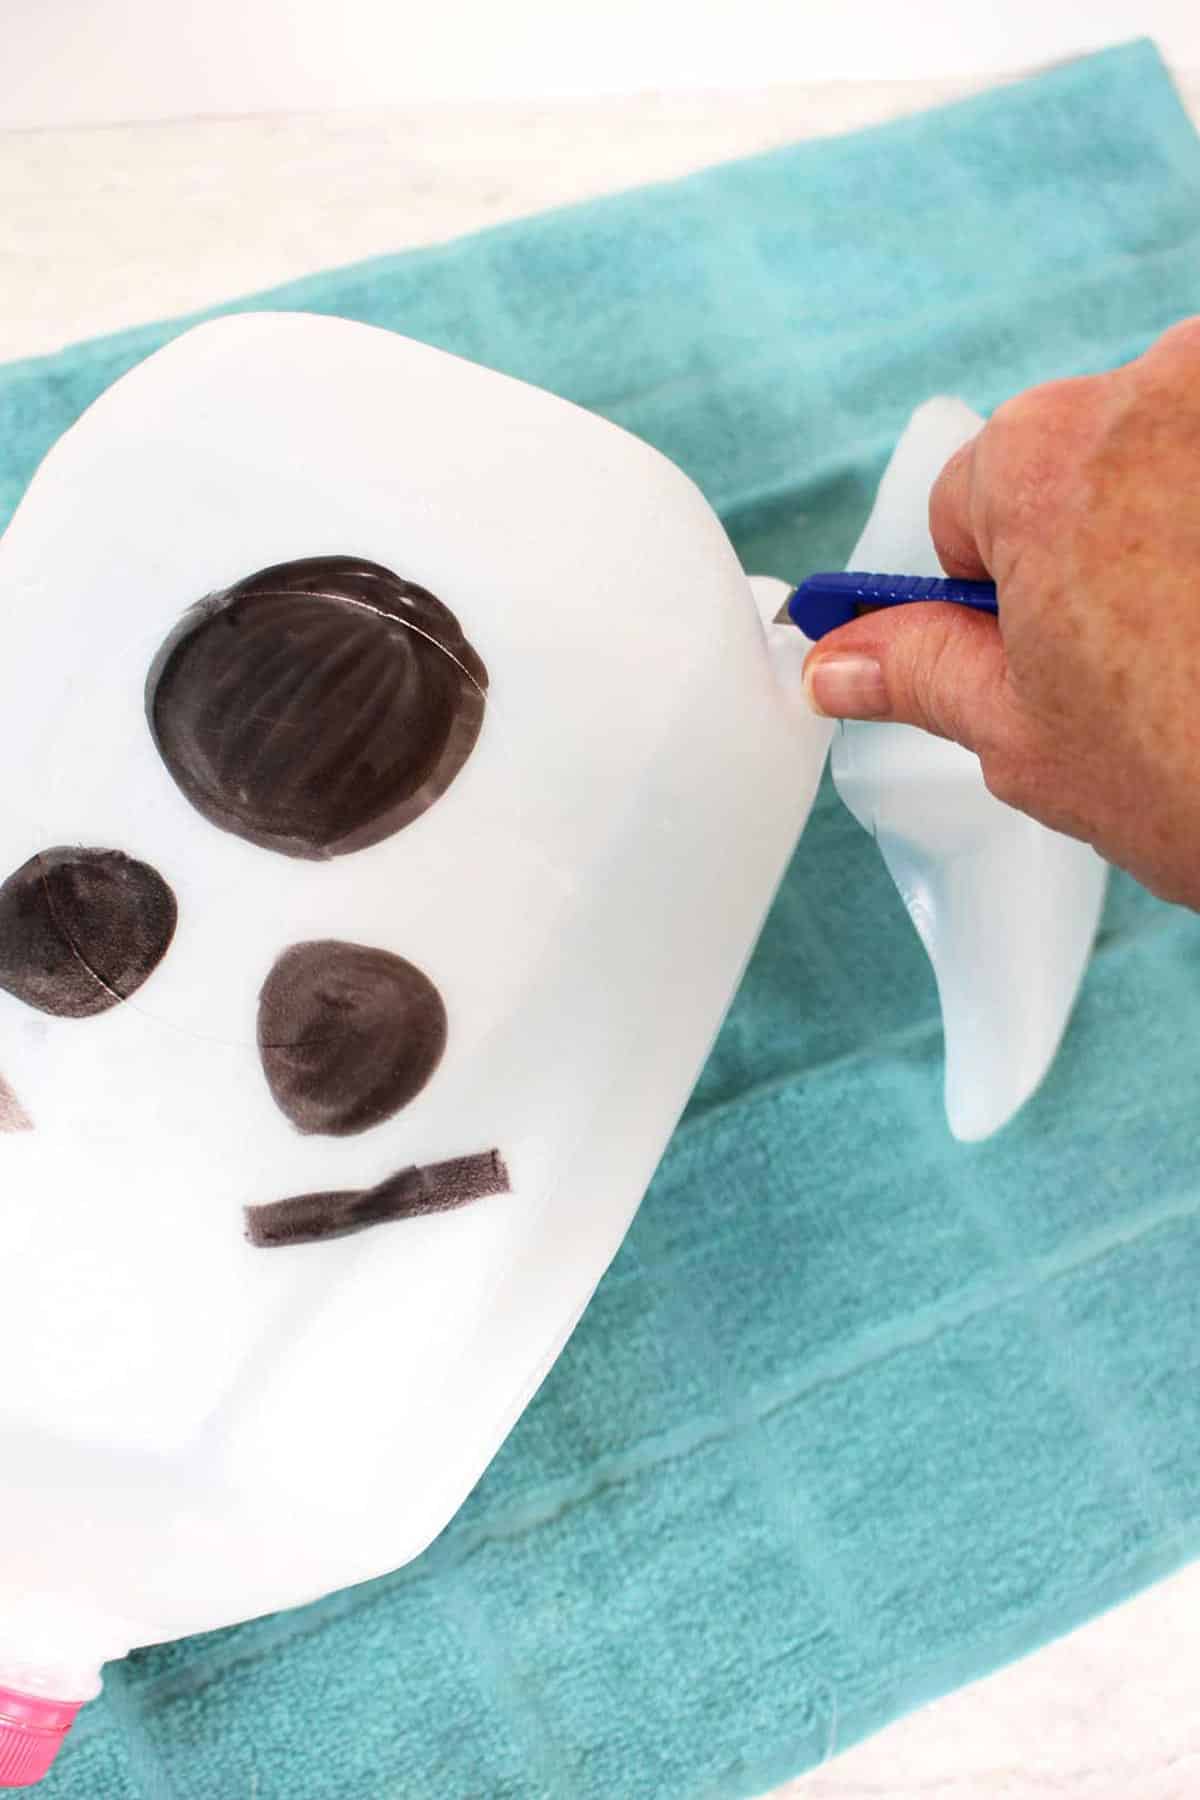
[
  {"x1": 5, "y1": 0, "x2": 1200, "y2": 129},
  {"x1": 3, "y1": 64, "x2": 1200, "y2": 1800}
]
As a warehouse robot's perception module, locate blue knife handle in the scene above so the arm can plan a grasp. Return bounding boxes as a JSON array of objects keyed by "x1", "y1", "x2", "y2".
[{"x1": 788, "y1": 571, "x2": 998, "y2": 640}]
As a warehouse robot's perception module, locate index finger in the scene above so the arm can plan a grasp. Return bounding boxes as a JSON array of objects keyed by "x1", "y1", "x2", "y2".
[{"x1": 928, "y1": 434, "x2": 989, "y2": 580}]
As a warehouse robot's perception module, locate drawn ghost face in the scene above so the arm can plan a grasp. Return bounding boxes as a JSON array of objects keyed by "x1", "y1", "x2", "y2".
[
  {"x1": 0, "y1": 316, "x2": 822, "y2": 1601},
  {"x1": 1, "y1": 549, "x2": 510, "y2": 1247}
]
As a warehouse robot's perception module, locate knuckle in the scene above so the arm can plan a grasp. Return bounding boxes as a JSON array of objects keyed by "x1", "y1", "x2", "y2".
[
  {"x1": 1149, "y1": 313, "x2": 1200, "y2": 362},
  {"x1": 928, "y1": 447, "x2": 981, "y2": 575},
  {"x1": 990, "y1": 377, "x2": 1089, "y2": 440},
  {"x1": 979, "y1": 381, "x2": 1105, "y2": 568},
  {"x1": 987, "y1": 389, "x2": 1042, "y2": 440},
  {"x1": 988, "y1": 377, "x2": 1099, "y2": 473}
]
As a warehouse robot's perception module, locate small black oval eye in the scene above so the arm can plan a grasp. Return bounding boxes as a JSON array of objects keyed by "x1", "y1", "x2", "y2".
[
  {"x1": 146, "y1": 555, "x2": 488, "y2": 861},
  {"x1": 258, "y1": 938, "x2": 447, "y2": 1137},
  {"x1": 0, "y1": 848, "x2": 178, "y2": 1019}
]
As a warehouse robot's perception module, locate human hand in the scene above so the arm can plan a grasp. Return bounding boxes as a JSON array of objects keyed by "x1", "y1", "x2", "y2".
[{"x1": 802, "y1": 317, "x2": 1200, "y2": 908}]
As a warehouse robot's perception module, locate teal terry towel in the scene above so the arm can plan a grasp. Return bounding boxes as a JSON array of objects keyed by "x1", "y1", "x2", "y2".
[{"x1": 5, "y1": 38, "x2": 1200, "y2": 1800}]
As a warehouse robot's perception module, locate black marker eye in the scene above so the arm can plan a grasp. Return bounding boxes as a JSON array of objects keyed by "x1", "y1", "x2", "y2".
[
  {"x1": 146, "y1": 555, "x2": 488, "y2": 861},
  {"x1": 258, "y1": 939, "x2": 447, "y2": 1137},
  {"x1": 0, "y1": 848, "x2": 178, "y2": 1019}
]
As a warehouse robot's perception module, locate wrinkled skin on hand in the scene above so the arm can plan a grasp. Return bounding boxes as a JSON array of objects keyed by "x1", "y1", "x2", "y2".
[{"x1": 804, "y1": 316, "x2": 1200, "y2": 909}]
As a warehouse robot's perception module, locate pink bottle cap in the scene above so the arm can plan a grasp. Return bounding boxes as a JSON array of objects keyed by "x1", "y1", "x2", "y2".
[{"x1": 0, "y1": 1687, "x2": 83, "y2": 1788}]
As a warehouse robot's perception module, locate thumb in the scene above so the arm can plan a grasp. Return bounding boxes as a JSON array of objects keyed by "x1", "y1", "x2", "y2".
[{"x1": 801, "y1": 604, "x2": 1011, "y2": 752}]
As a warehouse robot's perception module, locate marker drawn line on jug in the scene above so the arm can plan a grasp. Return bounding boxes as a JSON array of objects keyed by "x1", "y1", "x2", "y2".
[
  {"x1": 264, "y1": 586, "x2": 490, "y2": 704},
  {"x1": 37, "y1": 857, "x2": 124, "y2": 1010}
]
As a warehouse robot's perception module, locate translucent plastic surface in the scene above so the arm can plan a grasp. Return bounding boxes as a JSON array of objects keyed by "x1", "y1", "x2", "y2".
[
  {"x1": 832, "y1": 398, "x2": 1108, "y2": 1141},
  {"x1": 0, "y1": 331, "x2": 1102, "y2": 1714},
  {"x1": 0, "y1": 315, "x2": 830, "y2": 1684}
]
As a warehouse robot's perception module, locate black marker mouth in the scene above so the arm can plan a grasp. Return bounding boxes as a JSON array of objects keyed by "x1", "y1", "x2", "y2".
[{"x1": 244, "y1": 1148, "x2": 511, "y2": 1248}]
